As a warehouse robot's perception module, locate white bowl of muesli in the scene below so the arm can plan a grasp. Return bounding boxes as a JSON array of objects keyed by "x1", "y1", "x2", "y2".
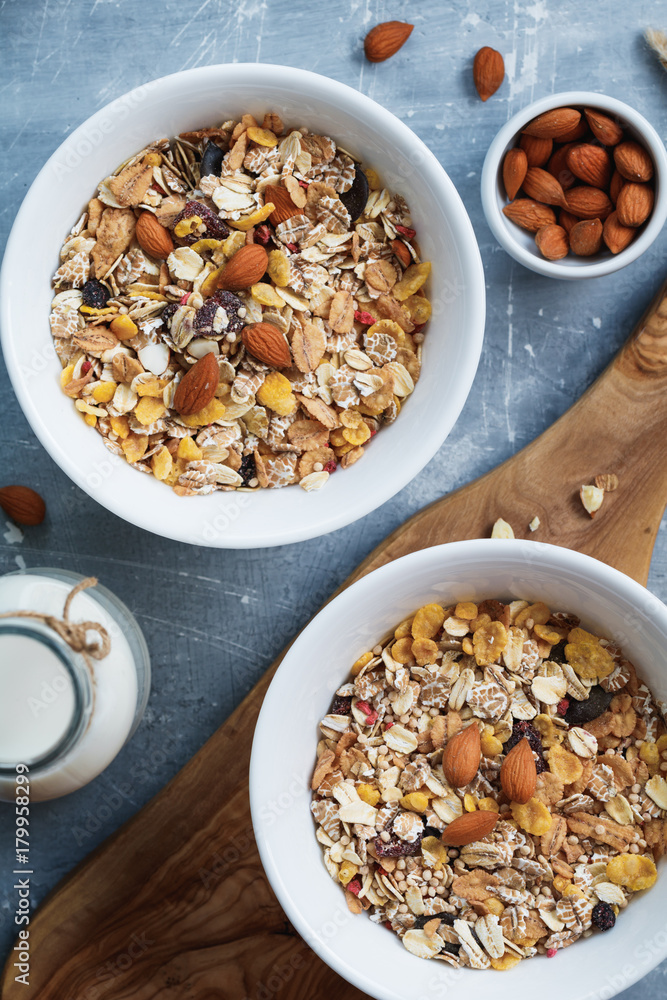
[
  {"x1": 0, "y1": 64, "x2": 484, "y2": 547},
  {"x1": 250, "y1": 539, "x2": 667, "y2": 1000}
]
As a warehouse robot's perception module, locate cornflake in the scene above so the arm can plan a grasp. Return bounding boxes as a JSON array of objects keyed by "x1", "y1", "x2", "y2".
[{"x1": 311, "y1": 594, "x2": 667, "y2": 969}]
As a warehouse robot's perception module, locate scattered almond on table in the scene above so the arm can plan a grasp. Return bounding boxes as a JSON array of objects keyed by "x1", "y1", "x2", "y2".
[
  {"x1": 0, "y1": 486, "x2": 46, "y2": 526},
  {"x1": 501, "y1": 107, "x2": 656, "y2": 261},
  {"x1": 473, "y1": 47, "x2": 505, "y2": 102},
  {"x1": 364, "y1": 21, "x2": 414, "y2": 62}
]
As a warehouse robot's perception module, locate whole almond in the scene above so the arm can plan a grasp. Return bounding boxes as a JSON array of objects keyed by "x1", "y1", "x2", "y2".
[
  {"x1": 173, "y1": 352, "x2": 220, "y2": 416},
  {"x1": 569, "y1": 218, "x2": 603, "y2": 256},
  {"x1": 559, "y1": 209, "x2": 580, "y2": 235},
  {"x1": 535, "y1": 223, "x2": 569, "y2": 260},
  {"x1": 441, "y1": 811, "x2": 498, "y2": 847},
  {"x1": 609, "y1": 169, "x2": 624, "y2": 205},
  {"x1": 264, "y1": 184, "x2": 301, "y2": 226},
  {"x1": 473, "y1": 46, "x2": 504, "y2": 102},
  {"x1": 502, "y1": 198, "x2": 557, "y2": 232},
  {"x1": 519, "y1": 134, "x2": 553, "y2": 167},
  {"x1": 502, "y1": 148, "x2": 528, "y2": 200},
  {"x1": 566, "y1": 186, "x2": 613, "y2": 220},
  {"x1": 522, "y1": 167, "x2": 570, "y2": 208},
  {"x1": 364, "y1": 20, "x2": 413, "y2": 62},
  {"x1": 442, "y1": 723, "x2": 481, "y2": 788},
  {"x1": 500, "y1": 738, "x2": 536, "y2": 804},
  {"x1": 242, "y1": 322, "x2": 292, "y2": 368},
  {"x1": 584, "y1": 108, "x2": 624, "y2": 146},
  {"x1": 603, "y1": 210, "x2": 636, "y2": 254},
  {"x1": 616, "y1": 182, "x2": 654, "y2": 227},
  {"x1": 135, "y1": 211, "x2": 174, "y2": 260},
  {"x1": 547, "y1": 143, "x2": 577, "y2": 190},
  {"x1": 567, "y1": 144, "x2": 612, "y2": 189},
  {"x1": 0, "y1": 486, "x2": 46, "y2": 526},
  {"x1": 614, "y1": 141, "x2": 654, "y2": 183},
  {"x1": 523, "y1": 108, "x2": 581, "y2": 140},
  {"x1": 557, "y1": 118, "x2": 590, "y2": 143},
  {"x1": 217, "y1": 244, "x2": 268, "y2": 290}
]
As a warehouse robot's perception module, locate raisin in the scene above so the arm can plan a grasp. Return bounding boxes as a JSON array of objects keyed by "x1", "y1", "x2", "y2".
[
  {"x1": 592, "y1": 902, "x2": 616, "y2": 931},
  {"x1": 564, "y1": 685, "x2": 613, "y2": 726},
  {"x1": 340, "y1": 166, "x2": 369, "y2": 223},
  {"x1": 172, "y1": 201, "x2": 230, "y2": 243},
  {"x1": 82, "y1": 279, "x2": 109, "y2": 309},
  {"x1": 505, "y1": 720, "x2": 547, "y2": 773},
  {"x1": 194, "y1": 290, "x2": 245, "y2": 338},
  {"x1": 239, "y1": 452, "x2": 257, "y2": 488},
  {"x1": 160, "y1": 303, "x2": 178, "y2": 329},
  {"x1": 444, "y1": 943, "x2": 461, "y2": 955},
  {"x1": 331, "y1": 695, "x2": 351, "y2": 715},
  {"x1": 374, "y1": 831, "x2": 423, "y2": 858},
  {"x1": 549, "y1": 641, "x2": 567, "y2": 664},
  {"x1": 200, "y1": 141, "x2": 224, "y2": 179}
]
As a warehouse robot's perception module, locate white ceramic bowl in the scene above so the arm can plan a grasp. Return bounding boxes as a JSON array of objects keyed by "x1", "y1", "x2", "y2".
[
  {"x1": 0, "y1": 64, "x2": 485, "y2": 548},
  {"x1": 481, "y1": 91, "x2": 667, "y2": 279},
  {"x1": 250, "y1": 539, "x2": 667, "y2": 1000}
]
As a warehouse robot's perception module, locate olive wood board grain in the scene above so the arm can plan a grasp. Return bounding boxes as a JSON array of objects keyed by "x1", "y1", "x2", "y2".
[{"x1": 3, "y1": 277, "x2": 667, "y2": 1000}]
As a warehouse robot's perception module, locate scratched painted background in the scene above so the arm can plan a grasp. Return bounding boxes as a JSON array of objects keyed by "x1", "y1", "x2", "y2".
[{"x1": 1, "y1": 0, "x2": 667, "y2": 995}]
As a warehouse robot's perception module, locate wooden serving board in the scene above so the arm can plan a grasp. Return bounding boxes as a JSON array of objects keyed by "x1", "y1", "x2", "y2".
[{"x1": 4, "y1": 279, "x2": 667, "y2": 1000}]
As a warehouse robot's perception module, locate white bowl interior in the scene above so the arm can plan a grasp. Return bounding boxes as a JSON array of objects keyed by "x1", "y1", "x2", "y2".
[
  {"x1": 481, "y1": 91, "x2": 667, "y2": 280},
  {"x1": 0, "y1": 64, "x2": 485, "y2": 547},
  {"x1": 250, "y1": 540, "x2": 667, "y2": 1000}
]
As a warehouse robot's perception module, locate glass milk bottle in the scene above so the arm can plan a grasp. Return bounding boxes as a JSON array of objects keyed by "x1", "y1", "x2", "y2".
[{"x1": 0, "y1": 569, "x2": 150, "y2": 801}]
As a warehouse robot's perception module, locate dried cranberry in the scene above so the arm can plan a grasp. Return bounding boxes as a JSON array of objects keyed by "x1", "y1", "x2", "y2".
[
  {"x1": 504, "y1": 721, "x2": 547, "y2": 773},
  {"x1": 194, "y1": 290, "x2": 245, "y2": 338},
  {"x1": 82, "y1": 279, "x2": 109, "y2": 309},
  {"x1": 172, "y1": 200, "x2": 230, "y2": 243},
  {"x1": 347, "y1": 876, "x2": 362, "y2": 896},
  {"x1": 564, "y1": 685, "x2": 613, "y2": 726},
  {"x1": 298, "y1": 179, "x2": 309, "y2": 190},
  {"x1": 557, "y1": 698, "x2": 570, "y2": 716},
  {"x1": 323, "y1": 459, "x2": 337, "y2": 474},
  {"x1": 81, "y1": 361, "x2": 92, "y2": 375},
  {"x1": 340, "y1": 166, "x2": 369, "y2": 223},
  {"x1": 546, "y1": 947, "x2": 558, "y2": 958},
  {"x1": 374, "y1": 831, "x2": 423, "y2": 858},
  {"x1": 254, "y1": 224, "x2": 272, "y2": 245},
  {"x1": 592, "y1": 902, "x2": 616, "y2": 931},
  {"x1": 284, "y1": 242, "x2": 299, "y2": 253},
  {"x1": 331, "y1": 695, "x2": 352, "y2": 715},
  {"x1": 239, "y1": 452, "x2": 257, "y2": 488},
  {"x1": 396, "y1": 224, "x2": 416, "y2": 240},
  {"x1": 354, "y1": 310, "x2": 376, "y2": 326}
]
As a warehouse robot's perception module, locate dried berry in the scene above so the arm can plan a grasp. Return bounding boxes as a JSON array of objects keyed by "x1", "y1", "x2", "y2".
[
  {"x1": 505, "y1": 720, "x2": 546, "y2": 771},
  {"x1": 557, "y1": 698, "x2": 570, "y2": 716},
  {"x1": 254, "y1": 224, "x2": 272, "y2": 245},
  {"x1": 340, "y1": 166, "x2": 369, "y2": 223},
  {"x1": 200, "y1": 140, "x2": 225, "y2": 178},
  {"x1": 239, "y1": 452, "x2": 257, "y2": 488},
  {"x1": 331, "y1": 695, "x2": 352, "y2": 715},
  {"x1": 592, "y1": 902, "x2": 616, "y2": 931},
  {"x1": 374, "y1": 830, "x2": 423, "y2": 858},
  {"x1": 194, "y1": 290, "x2": 246, "y2": 338},
  {"x1": 323, "y1": 459, "x2": 337, "y2": 474},
  {"x1": 347, "y1": 875, "x2": 362, "y2": 896},
  {"x1": 564, "y1": 685, "x2": 613, "y2": 726},
  {"x1": 160, "y1": 303, "x2": 178, "y2": 329},
  {"x1": 549, "y1": 641, "x2": 567, "y2": 664},
  {"x1": 172, "y1": 201, "x2": 230, "y2": 243},
  {"x1": 82, "y1": 279, "x2": 109, "y2": 309}
]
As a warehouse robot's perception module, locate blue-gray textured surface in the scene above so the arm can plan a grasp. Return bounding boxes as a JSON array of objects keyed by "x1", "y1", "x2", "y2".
[{"x1": 1, "y1": 0, "x2": 667, "y2": 996}]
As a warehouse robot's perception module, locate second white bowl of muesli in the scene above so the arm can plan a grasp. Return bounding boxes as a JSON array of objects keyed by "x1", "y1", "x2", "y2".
[
  {"x1": 0, "y1": 64, "x2": 485, "y2": 547},
  {"x1": 250, "y1": 539, "x2": 667, "y2": 1000}
]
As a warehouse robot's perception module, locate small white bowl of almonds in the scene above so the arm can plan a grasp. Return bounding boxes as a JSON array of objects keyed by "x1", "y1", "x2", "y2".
[
  {"x1": 481, "y1": 91, "x2": 667, "y2": 279},
  {"x1": 251, "y1": 539, "x2": 667, "y2": 1000}
]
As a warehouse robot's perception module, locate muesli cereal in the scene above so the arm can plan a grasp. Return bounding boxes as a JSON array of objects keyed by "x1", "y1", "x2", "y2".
[
  {"x1": 311, "y1": 598, "x2": 666, "y2": 968},
  {"x1": 49, "y1": 112, "x2": 431, "y2": 495}
]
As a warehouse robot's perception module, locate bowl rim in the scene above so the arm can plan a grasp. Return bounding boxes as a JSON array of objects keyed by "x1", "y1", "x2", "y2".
[
  {"x1": 480, "y1": 90, "x2": 667, "y2": 280},
  {"x1": 0, "y1": 63, "x2": 486, "y2": 548},
  {"x1": 250, "y1": 537, "x2": 667, "y2": 999}
]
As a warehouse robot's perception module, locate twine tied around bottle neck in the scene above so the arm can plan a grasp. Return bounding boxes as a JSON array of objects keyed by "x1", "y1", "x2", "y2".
[{"x1": 0, "y1": 577, "x2": 111, "y2": 668}]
